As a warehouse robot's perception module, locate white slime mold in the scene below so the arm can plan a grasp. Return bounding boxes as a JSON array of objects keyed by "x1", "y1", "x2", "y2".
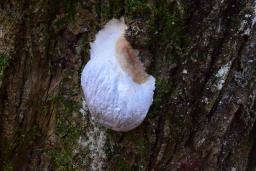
[{"x1": 81, "y1": 18, "x2": 155, "y2": 131}]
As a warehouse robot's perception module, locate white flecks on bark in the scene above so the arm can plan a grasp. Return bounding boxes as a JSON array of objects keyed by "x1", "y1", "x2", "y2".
[
  {"x1": 182, "y1": 69, "x2": 188, "y2": 74},
  {"x1": 215, "y1": 61, "x2": 232, "y2": 90},
  {"x1": 253, "y1": 1, "x2": 256, "y2": 27},
  {"x1": 239, "y1": 2, "x2": 256, "y2": 36},
  {"x1": 79, "y1": 99, "x2": 107, "y2": 171}
]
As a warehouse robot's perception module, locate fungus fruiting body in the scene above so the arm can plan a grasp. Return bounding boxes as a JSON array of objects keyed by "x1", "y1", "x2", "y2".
[{"x1": 81, "y1": 18, "x2": 155, "y2": 131}]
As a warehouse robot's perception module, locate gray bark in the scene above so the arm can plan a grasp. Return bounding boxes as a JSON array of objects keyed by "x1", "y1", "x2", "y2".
[{"x1": 0, "y1": 0, "x2": 255, "y2": 170}]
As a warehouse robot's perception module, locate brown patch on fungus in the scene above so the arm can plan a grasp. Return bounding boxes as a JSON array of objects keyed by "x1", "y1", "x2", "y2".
[{"x1": 116, "y1": 36, "x2": 149, "y2": 84}]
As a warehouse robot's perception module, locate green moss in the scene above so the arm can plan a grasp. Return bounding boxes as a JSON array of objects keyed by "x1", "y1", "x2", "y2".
[
  {"x1": 127, "y1": 133, "x2": 147, "y2": 156},
  {"x1": 48, "y1": 148, "x2": 74, "y2": 171},
  {"x1": 150, "y1": 0, "x2": 187, "y2": 107},
  {"x1": 105, "y1": 129, "x2": 149, "y2": 170},
  {"x1": 2, "y1": 162, "x2": 13, "y2": 171},
  {"x1": 106, "y1": 1, "x2": 123, "y2": 18},
  {"x1": 156, "y1": 3, "x2": 184, "y2": 43},
  {"x1": 56, "y1": 105, "x2": 81, "y2": 147},
  {"x1": 0, "y1": 53, "x2": 9, "y2": 85},
  {"x1": 113, "y1": 157, "x2": 131, "y2": 171},
  {"x1": 1, "y1": 125, "x2": 41, "y2": 170},
  {"x1": 47, "y1": 88, "x2": 83, "y2": 170},
  {"x1": 53, "y1": 0, "x2": 81, "y2": 30},
  {"x1": 149, "y1": 78, "x2": 171, "y2": 119},
  {"x1": 125, "y1": 0, "x2": 153, "y2": 16},
  {"x1": 99, "y1": 0, "x2": 153, "y2": 21},
  {"x1": 155, "y1": 79, "x2": 170, "y2": 101},
  {"x1": 63, "y1": 0, "x2": 79, "y2": 19},
  {"x1": 1, "y1": 139, "x2": 15, "y2": 171},
  {"x1": 153, "y1": 1, "x2": 186, "y2": 67},
  {"x1": 144, "y1": 2, "x2": 189, "y2": 156}
]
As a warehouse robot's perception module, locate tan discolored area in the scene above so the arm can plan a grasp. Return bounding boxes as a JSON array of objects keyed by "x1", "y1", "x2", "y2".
[{"x1": 116, "y1": 36, "x2": 149, "y2": 84}]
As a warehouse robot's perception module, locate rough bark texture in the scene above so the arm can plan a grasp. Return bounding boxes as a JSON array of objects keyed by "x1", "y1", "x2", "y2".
[{"x1": 0, "y1": 0, "x2": 255, "y2": 171}]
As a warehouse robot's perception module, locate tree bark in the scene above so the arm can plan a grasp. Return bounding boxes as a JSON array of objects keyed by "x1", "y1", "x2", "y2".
[{"x1": 0, "y1": 0, "x2": 255, "y2": 170}]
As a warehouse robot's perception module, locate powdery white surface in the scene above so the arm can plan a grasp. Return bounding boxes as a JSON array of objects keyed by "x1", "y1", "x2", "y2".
[{"x1": 81, "y1": 19, "x2": 155, "y2": 131}]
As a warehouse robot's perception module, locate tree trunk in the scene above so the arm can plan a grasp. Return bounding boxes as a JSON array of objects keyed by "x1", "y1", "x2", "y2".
[{"x1": 0, "y1": 0, "x2": 255, "y2": 170}]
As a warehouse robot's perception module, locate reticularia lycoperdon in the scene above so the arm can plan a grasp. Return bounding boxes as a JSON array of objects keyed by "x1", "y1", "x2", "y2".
[{"x1": 81, "y1": 18, "x2": 155, "y2": 131}]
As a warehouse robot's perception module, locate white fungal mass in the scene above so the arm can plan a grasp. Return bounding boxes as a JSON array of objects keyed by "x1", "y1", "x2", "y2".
[{"x1": 81, "y1": 18, "x2": 155, "y2": 131}]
